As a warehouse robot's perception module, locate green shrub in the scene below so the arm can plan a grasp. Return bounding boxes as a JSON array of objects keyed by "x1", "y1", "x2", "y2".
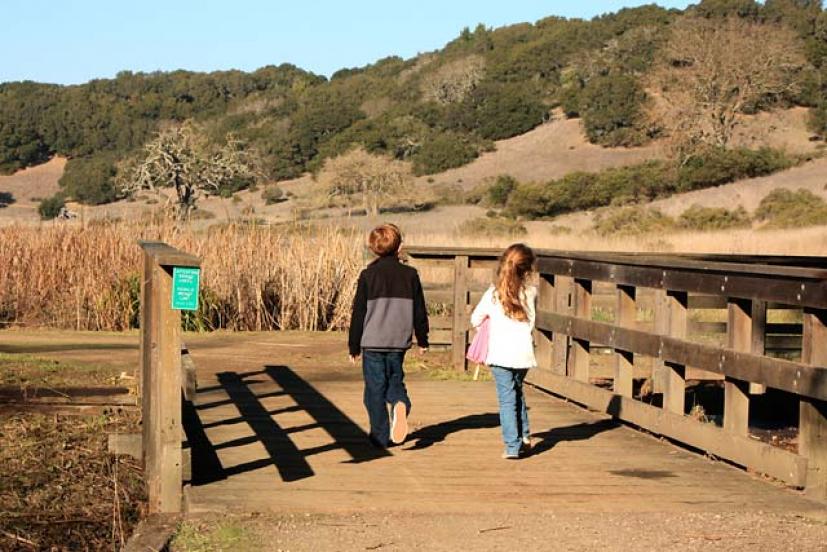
[
  {"x1": 580, "y1": 74, "x2": 648, "y2": 146},
  {"x1": 810, "y1": 102, "x2": 827, "y2": 139},
  {"x1": 59, "y1": 155, "x2": 119, "y2": 205},
  {"x1": 486, "y1": 175, "x2": 518, "y2": 207},
  {"x1": 37, "y1": 193, "x2": 66, "y2": 220},
  {"x1": 678, "y1": 147, "x2": 794, "y2": 191},
  {"x1": 443, "y1": 82, "x2": 546, "y2": 141},
  {"x1": 457, "y1": 216, "x2": 528, "y2": 237},
  {"x1": 677, "y1": 204, "x2": 751, "y2": 230},
  {"x1": 505, "y1": 161, "x2": 674, "y2": 219},
  {"x1": 262, "y1": 185, "x2": 286, "y2": 205},
  {"x1": 412, "y1": 132, "x2": 479, "y2": 175},
  {"x1": 505, "y1": 148, "x2": 795, "y2": 220},
  {"x1": 216, "y1": 176, "x2": 254, "y2": 198},
  {"x1": 754, "y1": 188, "x2": 827, "y2": 228},
  {"x1": 593, "y1": 207, "x2": 674, "y2": 236}
]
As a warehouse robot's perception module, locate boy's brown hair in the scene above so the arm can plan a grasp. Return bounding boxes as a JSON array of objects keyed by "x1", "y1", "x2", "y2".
[{"x1": 368, "y1": 223, "x2": 402, "y2": 257}]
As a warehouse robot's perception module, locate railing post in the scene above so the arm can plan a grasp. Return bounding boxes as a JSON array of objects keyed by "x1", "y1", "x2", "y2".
[
  {"x1": 139, "y1": 241, "x2": 200, "y2": 514},
  {"x1": 662, "y1": 290, "x2": 687, "y2": 415},
  {"x1": 724, "y1": 298, "x2": 756, "y2": 436},
  {"x1": 801, "y1": 307, "x2": 827, "y2": 499},
  {"x1": 568, "y1": 278, "x2": 592, "y2": 382},
  {"x1": 613, "y1": 285, "x2": 636, "y2": 397},
  {"x1": 552, "y1": 276, "x2": 573, "y2": 375},
  {"x1": 535, "y1": 273, "x2": 555, "y2": 370},
  {"x1": 452, "y1": 255, "x2": 470, "y2": 372}
]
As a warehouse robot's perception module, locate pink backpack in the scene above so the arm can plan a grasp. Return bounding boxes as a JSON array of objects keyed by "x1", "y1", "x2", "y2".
[{"x1": 466, "y1": 317, "x2": 490, "y2": 364}]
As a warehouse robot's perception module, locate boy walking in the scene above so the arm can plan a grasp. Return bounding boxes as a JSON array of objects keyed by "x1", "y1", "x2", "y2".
[{"x1": 349, "y1": 224, "x2": 429, "y2": 447}]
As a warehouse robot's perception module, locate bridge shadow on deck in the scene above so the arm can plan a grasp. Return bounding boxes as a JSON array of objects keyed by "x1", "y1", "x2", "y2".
[{"x1": 182, "y1": 365, "x2": 390, "y2": 486}]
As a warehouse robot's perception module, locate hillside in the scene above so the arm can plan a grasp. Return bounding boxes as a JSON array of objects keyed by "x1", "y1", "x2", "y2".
[
  {"x1": 0, "y1": 106, "x2": 822, "y2": 230},
  {"x1": 1, "y1": 0, "x2": 825, "y2": 212},
  {"x1": 0, "y1": 157, "x2": 65, "y2": 224}
]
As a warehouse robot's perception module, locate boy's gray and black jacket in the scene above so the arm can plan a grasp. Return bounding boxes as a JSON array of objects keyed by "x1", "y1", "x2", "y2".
[{"x1": 349, "y1": 256, "x2": 429, "y2": 356}]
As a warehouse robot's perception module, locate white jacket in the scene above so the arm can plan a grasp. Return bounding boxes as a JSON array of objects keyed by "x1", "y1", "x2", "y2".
[{"x1": 470, "y1": 284, "x2": 537, "y2": 369}]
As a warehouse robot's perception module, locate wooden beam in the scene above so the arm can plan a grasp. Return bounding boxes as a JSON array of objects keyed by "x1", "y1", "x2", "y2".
[
  {"x1": 535, "y1": 310, "x2": 827, "y2": 401},
  {"x1": 552, "y1": 276, "x2": 573, "y2": 375},
  {"x1": 451, "y1": 255, "x2": 470, "y2": 372},
  {"x1": 141, "y1": 258, "x2": 183, "y2": 514},
  {"x1": 613, "y1": 285, "x2": 635, "y2": 397},
  {"x1": 800, "y1": 308, "x2": 827, "y2": 499},
  {"x1": 526, "y1": 370, "x2": 807, "y2": 488},
  {"x1": 535, "y1": 274, "x2": 555, "y2": 371},
  {"x1": 568, "y1": 279, "x2": 592, "y2": 382},
  {"x1": 652, "y1": 289, "x2": 668, "y2": 393},
  {"x1": 537, "y1": 257, "x2": 827, "y2": 309},
  {"x1": 108, "y1": 432, "x2": 143, "y2": 460},
  {"x1": 663, "y1": 291, "x2": 687, "y2": 415},
  {"x1": 724, "y1": 298, "x2": 752, "y2": 436}
]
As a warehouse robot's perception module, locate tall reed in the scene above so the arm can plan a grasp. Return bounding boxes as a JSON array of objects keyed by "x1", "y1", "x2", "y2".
[{"x1": 0, "y1": 221, "x2": 363, "y2": 331}]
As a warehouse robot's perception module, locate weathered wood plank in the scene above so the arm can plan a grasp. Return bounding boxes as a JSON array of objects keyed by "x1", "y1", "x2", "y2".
[
  {"x1": 568, "y1": 279, "x2": 592, "y2": 382},
  {"x1": 800, "y1": 308, "x2": 827, "y2": 499},
  {"x1": 535, "y1": 274, "x2": 555, "y2": 371},
  {"x1": 552, "y1": 276, "x2": 573, "y2": 375},
  {"x1": 663, "y1": 291, "x2": 687, "y2": 415},
  {"x1": 725, "y1": 298, "x2": 752, "y2": 436},
  {"x1": 451, "y1": 255, "x2": 470, "y2": 372},
  {"x1": 614, "y1": 285, "x2": 635, "y2": 397},
  {"x1": 537, "y1": 257, "x2": 827, "y2": 309}
]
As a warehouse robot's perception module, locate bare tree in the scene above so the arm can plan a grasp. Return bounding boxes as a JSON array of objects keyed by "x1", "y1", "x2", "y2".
[
  {"x1": 318, "y1": 147, "x2": 414, "y2": 216},
  {"x1": 421, "y1": 55, "x2": 486, "y2": 105},
  {"x1": 118, "y1": 123, "x2": 260, "y2": 219},
  {"x1": 648, "y1": 17, "x2": 807, "y2": 159}
]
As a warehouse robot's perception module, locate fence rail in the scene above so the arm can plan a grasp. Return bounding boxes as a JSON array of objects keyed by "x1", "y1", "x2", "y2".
[{"x1": 405, "y1": 246, "x2": 827, "y2": 498}]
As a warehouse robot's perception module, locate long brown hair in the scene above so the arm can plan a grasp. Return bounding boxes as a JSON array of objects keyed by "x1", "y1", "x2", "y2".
[{"x1": 494, "y1": 243, "x2": 536, "y2": 321}]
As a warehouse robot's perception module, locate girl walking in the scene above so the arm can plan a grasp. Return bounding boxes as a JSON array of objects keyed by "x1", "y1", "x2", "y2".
[{"x1": 470, "y1": 243, "x2": 537, "y2": 459}]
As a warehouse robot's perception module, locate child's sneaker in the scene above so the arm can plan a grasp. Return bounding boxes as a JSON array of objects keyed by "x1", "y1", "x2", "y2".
[
  {"x1": 390, "y1": 402, "x2": 408, "y2": 444},
  {"x1": 502, "y1": 449, "x2": 520, "y2": 460},
  {"x1": 521, "y1": 436, "x2": 532, "y2": 454}
]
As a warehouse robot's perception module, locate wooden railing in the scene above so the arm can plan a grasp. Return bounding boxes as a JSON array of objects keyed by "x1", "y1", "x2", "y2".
[
  {"x1": 406, "y1": 246, "x2": 827, "y2": 498},
  {"x1": 138, "y1": 241, "x2": 201, "y2": 513}
]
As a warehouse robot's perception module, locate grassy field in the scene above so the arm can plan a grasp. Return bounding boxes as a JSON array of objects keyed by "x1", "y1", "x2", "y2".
[{"x1": 0, "y1": 348, "x2": 144, "y2": 551}]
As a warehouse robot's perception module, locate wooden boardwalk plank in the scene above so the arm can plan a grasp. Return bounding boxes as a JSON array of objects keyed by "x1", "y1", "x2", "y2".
[{"x1": 183, "y1": 343, "x2": 823, "y2": 516}]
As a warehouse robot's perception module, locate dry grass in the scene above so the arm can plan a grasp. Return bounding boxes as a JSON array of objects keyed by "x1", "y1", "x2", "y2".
[
  {"x1": 407, "y1": 225, "x2": 827, "y2": 256},
  {"x1": 0, "y1": 221, "x2": 362, "y2": 332},
  {"x1": 2, "y1": 216, "x2": 825, "y2": 333}
]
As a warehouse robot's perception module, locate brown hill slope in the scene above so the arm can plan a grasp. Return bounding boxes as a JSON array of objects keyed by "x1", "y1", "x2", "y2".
[{"x1": 0, "y1": 157, "x2": 65, "y2": 224}]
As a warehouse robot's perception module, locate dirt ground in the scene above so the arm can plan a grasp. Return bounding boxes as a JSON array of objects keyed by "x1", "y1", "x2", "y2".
[
  {"x1": 170, "y1": 511, "x2": 827, "y2": 552},
  {"x1": 2, "y1": 329, "x2": 825, "y2": 551}
]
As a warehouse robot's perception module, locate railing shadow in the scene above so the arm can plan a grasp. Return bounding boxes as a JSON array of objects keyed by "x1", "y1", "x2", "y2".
[
  {"x1": 183, "y1": 364, "x2": 390, "y2": 485},
  {"x1": 530, "y1": 419, "x2": 619, "y2": 456}
]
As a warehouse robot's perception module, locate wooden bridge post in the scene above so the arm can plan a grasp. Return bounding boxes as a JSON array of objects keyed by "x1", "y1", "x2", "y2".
[
  {"x1": 662, "y1": 290, "x2": 687, "y2": 415},
  {"x1": 801, "y1": 308, "x2": 827, "y2": 499},
  {"x1": 724, "y1": 298, "x2": 761, "y2": 436},
  {"x1": 535, "y1": 274, "x2": 555, "y2": 370},
  {"x1": 552, "y1": 276, "x2": 573, "y2": 375},
  {"x1": 568, "y1": 278, "x2": 592, "y2": 382},
  {"x1": 613, "y1": 285, "x2": 636, "y2": 397},
  {"x1": 451, "y1": 255, "x2": 470, "y2": 372},
  {"x1": 139, "y1": 241, "x2": 201, "y2": 514}
]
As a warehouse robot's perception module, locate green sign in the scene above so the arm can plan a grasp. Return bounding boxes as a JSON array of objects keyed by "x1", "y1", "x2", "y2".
[{"x1": 171, "y1": 267, "x2": 200, "y2": 311}]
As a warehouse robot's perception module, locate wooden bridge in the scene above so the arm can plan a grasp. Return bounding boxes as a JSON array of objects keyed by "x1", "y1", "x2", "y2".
[{"x1": 135, "y1": 243, "x2": 827, "y2": 521}]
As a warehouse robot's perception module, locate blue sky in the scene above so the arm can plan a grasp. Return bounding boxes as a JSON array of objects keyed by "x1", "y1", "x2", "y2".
[{"x1": 1, "y1": 1, "x2": 693, "y2": 85}]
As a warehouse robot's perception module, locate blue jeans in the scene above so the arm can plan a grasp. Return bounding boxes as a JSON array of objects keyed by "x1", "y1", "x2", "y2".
[
  {"x1": 491, "y1": 365, "x2": 530, "y2": 455},
  {"x1": 362, "y1": 350, "x2": 411, "y2": 446}
]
